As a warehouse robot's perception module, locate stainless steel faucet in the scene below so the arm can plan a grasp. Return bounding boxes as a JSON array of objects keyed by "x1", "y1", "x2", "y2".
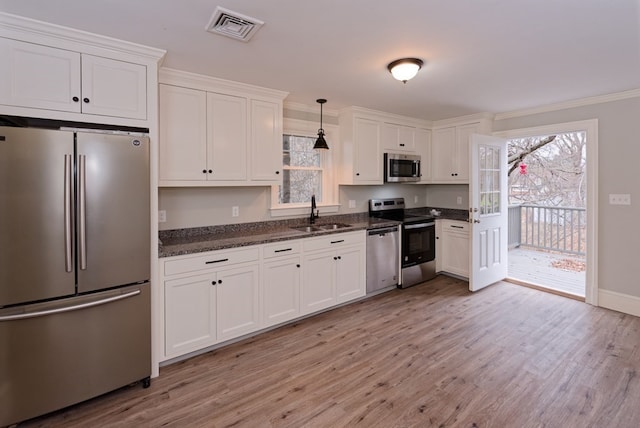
[{"x1": 310, "y1": 194, "x2": 317, "y2": 224}]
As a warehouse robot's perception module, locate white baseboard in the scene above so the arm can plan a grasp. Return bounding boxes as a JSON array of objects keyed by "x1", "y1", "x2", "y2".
[{"x1": 598, "y1": 289, "x2": 640, "y2": 317}]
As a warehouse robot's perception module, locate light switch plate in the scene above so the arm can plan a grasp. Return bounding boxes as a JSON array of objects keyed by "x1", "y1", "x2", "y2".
[
  {"x1": 609, "y1": 194, "x2": 631, "y2": 205},
  {"x1": 158, "y1": 210, "x2": 166, "y2": 223},
  {"x1": 457, "y1": 196, "x2": 463, "y2": 205}
]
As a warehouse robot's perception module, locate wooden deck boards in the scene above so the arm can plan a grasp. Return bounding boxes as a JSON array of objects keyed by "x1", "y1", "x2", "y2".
[
  {"x1": 20, "y1": 277, "x2": 640, "y2": 428},
  {"x1": 508, "y1": 247, "x2": 586, "y2": 297}
]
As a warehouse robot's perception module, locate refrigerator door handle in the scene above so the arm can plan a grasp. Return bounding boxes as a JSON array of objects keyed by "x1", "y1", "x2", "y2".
[
  {"x1": 79, "y1": 154, "x2": 87, "y2": 270},
  {"x1": 64, "y1": 154, "x2": 73, "y2": 272},
  {"x1": 0, "y1": 289, "x2": 141, "y2": 322}
]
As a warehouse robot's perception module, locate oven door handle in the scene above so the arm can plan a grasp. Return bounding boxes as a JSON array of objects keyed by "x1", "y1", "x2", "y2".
[{"x1": 404, "y1": 222, "x2": 435, "y2": 230}]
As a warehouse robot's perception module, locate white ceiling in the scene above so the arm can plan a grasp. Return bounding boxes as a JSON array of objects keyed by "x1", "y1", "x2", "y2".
[{"x1": 1, "y1": 0, "x2": 639, "y2": 120}]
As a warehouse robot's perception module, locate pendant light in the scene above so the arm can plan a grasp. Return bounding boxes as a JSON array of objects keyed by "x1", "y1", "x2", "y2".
[
  {"x1": 313, "y1": 98, "x2": 329, "y2": 150},
  {"x1": 387, "y1": 58, "x2": 423, "y2": 83}
]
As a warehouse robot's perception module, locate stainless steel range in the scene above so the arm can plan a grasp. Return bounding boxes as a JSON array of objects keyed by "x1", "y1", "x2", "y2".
[{"x1": 369, "y1": 198, "x2": 437, "y2": 288}]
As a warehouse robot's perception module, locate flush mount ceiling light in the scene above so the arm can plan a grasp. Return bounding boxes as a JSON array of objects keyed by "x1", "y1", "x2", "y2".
[
  {"x1": 387, "y1": 58, "x2": 424, "y2": 83},
  {"x1": 313, "y1": 99, "x2": 329, "y2": 150}
]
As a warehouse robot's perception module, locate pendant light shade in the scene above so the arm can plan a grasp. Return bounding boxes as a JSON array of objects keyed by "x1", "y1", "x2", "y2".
[
  {"x1": 387, "y1": 58, "x2": 423, "y2": 83},
  {"x1": 313, "y1": 98, "x2": 329, "y2": 150}
]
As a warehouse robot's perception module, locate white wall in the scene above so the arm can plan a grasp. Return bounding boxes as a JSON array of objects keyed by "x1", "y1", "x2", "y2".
[
  {"x1": 493, "y1": 95, "x2": 640, "y2": 300},
  {"x1": 158, "y1": 183, "x2": 433, "y2": 230}
]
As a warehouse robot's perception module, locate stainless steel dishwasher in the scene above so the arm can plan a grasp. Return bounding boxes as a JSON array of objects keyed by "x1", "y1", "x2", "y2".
[{"x1": 366, "y1": 225, "x2": 400, "y2": 294}]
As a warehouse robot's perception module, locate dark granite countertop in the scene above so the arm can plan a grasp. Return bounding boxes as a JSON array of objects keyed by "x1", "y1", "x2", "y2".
[
  {"x1": 159, "y1": 213, "x2": 399, "y2": 258},
  {"x1": 158, "y1": 207, "x2": 467, "y2": 258}
]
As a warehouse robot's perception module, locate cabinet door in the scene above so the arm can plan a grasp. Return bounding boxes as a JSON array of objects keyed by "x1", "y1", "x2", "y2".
[
  {"x1": 442, "y1": 222, "x2": 470, "y2": 278},
  {"x1": 455, "y1": 123, "x2": 480, "y2": 182},
  {"x1": 263, "y1": 256, "x2": 301, "y2": 327},
  {"x1": 250, "y1": 99, "x2": 282, "y2": 182},
  {"x1": 80, "y1": 54, "x2": 147, "y2": 119},
  {"x1": 354, "y1": 117, "x2": 382, "y2": 183},
  {"x1": 336, "y1": 246, "x2": 365, "y2": 303},
  {"x1": 0, "y1": 38, "x2": 81, "y2": 113},
  {"x1": 431, "y1": 127, "x2": 456, "y2": 181},
  {"x1": 416, "y1": 128, "x2": 431, "y2": 183},
  {"x1": 301, "y1": 250, "x2": 336, "y2": 315},
  {"x1": 207, "y1": 92, "x2": 247, "y2": 180},
  {"x1": 216, "y1": 264, "x2": 260, "y2": 342},
  {"x1": 159, "y1": 85, "x2": 208, "y2": 181},
  {"x1": 165, "y1": 273, "x2": 216, "y2": 357}
]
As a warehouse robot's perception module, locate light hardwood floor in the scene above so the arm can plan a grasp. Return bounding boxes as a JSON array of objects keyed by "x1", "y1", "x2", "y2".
[{"x1": 21, "y1": 276, "x2": 640, "y2": 427}]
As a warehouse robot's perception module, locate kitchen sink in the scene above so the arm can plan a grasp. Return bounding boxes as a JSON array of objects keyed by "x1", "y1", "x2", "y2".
[
  {"x1": 290, "y1": 223, "x2": 352, "y2": 233},
  {"x1": 317, "y1": 223, "x2": 352, "y2": 230},
  {"x1": 290, "y1": 225, "x2": 323, "y2": 233}
]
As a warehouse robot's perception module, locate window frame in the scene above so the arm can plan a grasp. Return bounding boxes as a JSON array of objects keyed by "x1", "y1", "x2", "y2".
[{"x1": 270, "y1": 118, "x2": 339, "y2": 217}]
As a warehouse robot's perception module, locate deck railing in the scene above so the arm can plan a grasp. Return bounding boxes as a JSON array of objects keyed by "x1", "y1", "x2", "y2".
[{"x1": 508, "y1": 205, "x2": 586, "y2": 256}]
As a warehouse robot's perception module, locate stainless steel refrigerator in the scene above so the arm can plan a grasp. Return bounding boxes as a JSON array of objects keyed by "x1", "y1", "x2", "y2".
[{"x1": 0, "y1": 126, "x2": 151, "y2": 426}]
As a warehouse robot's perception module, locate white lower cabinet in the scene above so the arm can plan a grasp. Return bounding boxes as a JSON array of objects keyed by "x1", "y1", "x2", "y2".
[
  {"x1": 336, "y1": 246, "x2": 365, "y2": 303},
  {"x1": 162, "y1": 231, "x2": 365, "y2": 361},
  {"x1": 302, "y1": 250, "x2": 337, "y2": 314},
  {"x1": 165, "y1": 273, "x2": 216, "y2": 358},
  {"x1": 437, "y1": 220, "x2": 470, "y2": 278},
  {"x1": 216, "y1": 264, "x2": 260, "y2": 342},
  {"x1": 302, "y1": 231, "x2": 366, "y2": 315}
]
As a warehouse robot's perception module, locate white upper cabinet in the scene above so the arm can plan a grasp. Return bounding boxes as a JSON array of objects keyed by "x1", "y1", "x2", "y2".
[
  {"x1": 0, "y1": 39, "x2": 81, "y2": 113},
  {"x1": 159, "y1": 84, "x2": 207, "y2": 181},
  {"x1": 339, "y1": 107, "x2": 431, "y2": 185},
  {"x1": 158, "y1": 69, "x2": 288, "y2": 187},
  {"x1": 381, "y1": 122, "x2": 416, "y2": 152},
  {"x1": 415, "y1": 128, "x2": 432, "y2": 183},
  {"x1": 80, "y1": 54, "x2": 147, "y2": 120},
  {"x1": 430, "y1": 116, "x2": 493, "y2": 183},
  {"x1": 250, "y1": 99, "x2": 282, "y2": 181},
  {"x1": 0, "y1": 38, "x2": 147, "y2": 120},
  {"x1": 339, "y1": 109, "x2": 382, "y2": 184},
  {"x1": 207, "y1": 92, "x2": 248, "y2": 181}
]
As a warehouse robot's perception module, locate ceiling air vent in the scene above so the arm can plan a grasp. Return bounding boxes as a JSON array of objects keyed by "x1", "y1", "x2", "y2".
[{"x1": 205, "y1": 7, "x2": 264, "y2": 42}]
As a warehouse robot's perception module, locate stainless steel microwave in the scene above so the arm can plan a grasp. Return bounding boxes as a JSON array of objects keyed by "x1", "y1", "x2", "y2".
[{"x1": 384, "y1": 153, "x2": 421, "y2": 182}]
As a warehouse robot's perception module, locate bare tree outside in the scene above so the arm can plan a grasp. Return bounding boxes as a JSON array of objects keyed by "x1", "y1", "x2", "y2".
[{"x1": 508, "y1": 132, "x2": 586, "y2": 208}]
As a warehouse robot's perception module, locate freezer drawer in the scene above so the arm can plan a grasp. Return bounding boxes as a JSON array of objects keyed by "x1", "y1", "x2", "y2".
[{"x1": 0, "y1": 284, "x2": 151, "y2": 427}]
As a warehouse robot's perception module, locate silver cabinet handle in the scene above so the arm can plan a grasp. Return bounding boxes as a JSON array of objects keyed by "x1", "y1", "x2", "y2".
[
  {"x1": 0, "y1": 290, "x2": 141, "y2": 322},
  {"x1": 64, "y1": 154, "x2": 73, "y2": 272},
  {"x1": 78, "y1": 154, "x2": 87, "y2": 270}
]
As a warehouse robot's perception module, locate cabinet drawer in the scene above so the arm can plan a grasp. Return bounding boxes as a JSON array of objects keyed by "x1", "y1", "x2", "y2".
[
  {"x1": 441, "y1": 220, "x2": 469, "y2": 237},
  {"x1": 303, "y1": 231, "x2": 364, "y2": 252},
  {"x1": 164, "y1": 247, "x2": 259, "y2": 276},
  {"x1": 262, "y1": 240, "x2": 302, "y2": 259}
]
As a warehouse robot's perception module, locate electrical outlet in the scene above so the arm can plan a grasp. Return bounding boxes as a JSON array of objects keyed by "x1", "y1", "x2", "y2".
[
  {"x1": 414, "y1": 195, "x2": 419, "y2": 203},
  {"x1": 158, "y1": 210, "x2": 166, "y2": 223},
  {"x1": 609, "y1": 194, "x2": 631, "y2": 205},
  {"x1": 348, "y1": 200, "x2": 356, "y2": 209},
  {"x1": 457, "y1": 196, "x2": 463, "y2": 205},
  {"x1": 232, "y1": 206, "x2": 239, "y2": 217}
]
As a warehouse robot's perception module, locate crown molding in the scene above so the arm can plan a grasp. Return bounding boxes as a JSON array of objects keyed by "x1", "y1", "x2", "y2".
[
  {"x1": 432, "y1": 112, "x2": 494, "y2": 128},
  {"x1": 283, "y1": 101, "x2": 339, "y2": 118},
  {"x1": 339, "y1": 105, "x2": 433, "y2": 127},
  {"x1": 160, "y1": 68, "x2": 289, "y2": 100},
  {"x1": 495, "y1": 88, "x2": 640, "y2": 121},
  {"x1": 0, "y1": 12, "x2": 166, "y2": 63}
]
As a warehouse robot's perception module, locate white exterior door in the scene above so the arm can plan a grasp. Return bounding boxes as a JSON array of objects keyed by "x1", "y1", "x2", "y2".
[{"x1": 469, "y1": 134, "x2": 508, "y2": 291}]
